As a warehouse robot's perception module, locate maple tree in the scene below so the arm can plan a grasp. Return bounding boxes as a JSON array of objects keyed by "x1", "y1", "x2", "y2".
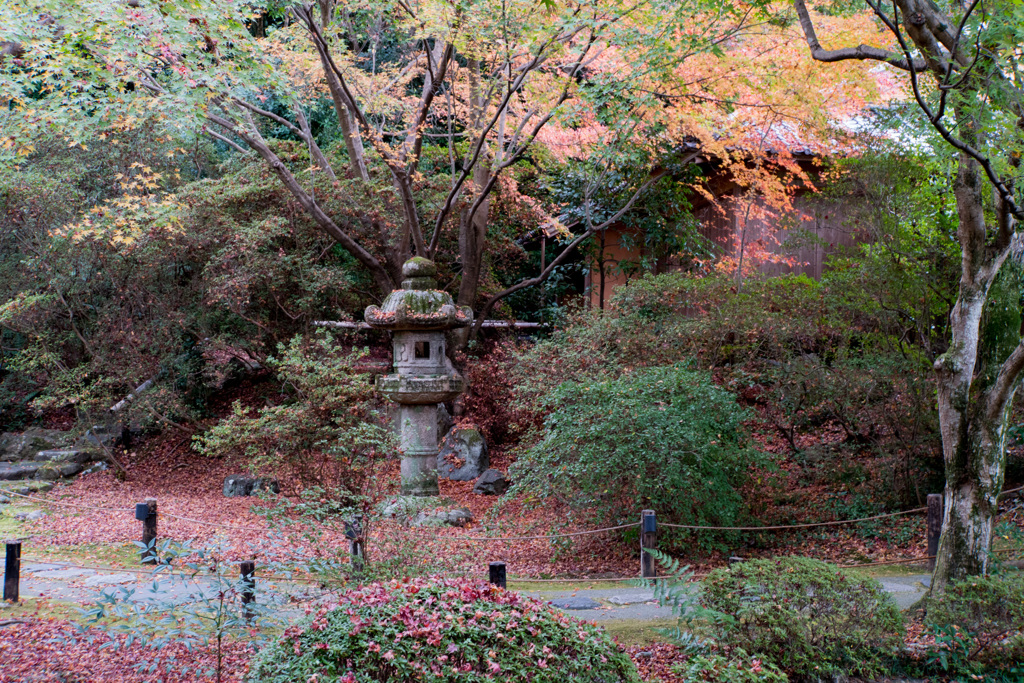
[
  {"x1": 0, "y1": 0, "x2": 757, "y2": 334},
  {"x1": 790, "y1": 0, "x2": 1024, "y2": 590}
]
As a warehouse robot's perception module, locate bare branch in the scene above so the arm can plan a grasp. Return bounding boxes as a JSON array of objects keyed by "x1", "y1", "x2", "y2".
[
  {"x1": 204, "y1": 128, "x2": 248, "y2": 154},
  {"x1": 208, "y1": 110, "x2": 394, "y2": 292},
  {"x1": 470, "y1": 162, "x2": 691, "y2": 337},
  {"x1": 791, "y1": 0, "x2": 927, "y2": 71}
]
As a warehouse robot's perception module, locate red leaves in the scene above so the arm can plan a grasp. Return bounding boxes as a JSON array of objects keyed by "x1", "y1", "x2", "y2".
[{"x1": 0, "y1": 618, "x2": 252, "y2": 683}]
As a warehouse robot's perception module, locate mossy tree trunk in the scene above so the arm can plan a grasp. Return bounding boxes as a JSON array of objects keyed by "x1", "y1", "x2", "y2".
[
  {"x1": 931, "y1": 150, "x2": 1020, "y2": 592},
  {"x1": 792, "y1": 0, "x2": 1024, "y2": 593}
]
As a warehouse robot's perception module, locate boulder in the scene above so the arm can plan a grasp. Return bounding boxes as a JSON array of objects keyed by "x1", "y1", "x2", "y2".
[
  {"x1": 223, "y1": 475, "x2": 256, "y2": 497},
  {"x1": 472, "y1": 469, "x2": 509, "y2": 496},
  {"x1": 35, "y1": 461, "x2": 82, "y2": 480},
  {"x1": 14, "y1": 510, "x2": 45, "y2": 522},
  {"x1": 80, "y1": 462, "x2": 109, "y2": 476},
  {"x1": 437, "y1": 427, "x2": 488, "y2": 481},
  {"x1": 413, "y1": 507, "x2": 473, "y2": 527},
  {"x1": 0, "y1": 461, "x2": 42, "y2": 481},
  {"x1": 76, "y1": 425, "x2": 120, "y2": 451},
  {"x1": 0, "y1": 429, "x2": 71, "y2": 462},
  {"x1": 33, "y1": 450, "x2": 94, "y2": 464},
  {"x1": 252, "y1": 478, "x2": 280, "y2": 495},
  {"x1": 0, "y1": 494, "x2": 10, "y2": 505},
  {"x1": 223, "y1": 475, "x2": 278, "y2": 497}
]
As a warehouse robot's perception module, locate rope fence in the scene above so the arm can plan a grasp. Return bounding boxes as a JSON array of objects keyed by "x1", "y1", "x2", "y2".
[{"x1": 3, "y1": 484, "x2": 1023, "y2": 591}]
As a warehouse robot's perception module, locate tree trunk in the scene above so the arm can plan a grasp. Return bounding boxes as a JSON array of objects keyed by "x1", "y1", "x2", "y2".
[
  {"x1": 456, "y1": 58, "x2": 490, "y2": 309},
  {"x1": 932, "y1": 385, "x2": 1008, "y2": 591},
  {"x1": 931, "y1": 150, "x2": 1014, "y2": 592}
]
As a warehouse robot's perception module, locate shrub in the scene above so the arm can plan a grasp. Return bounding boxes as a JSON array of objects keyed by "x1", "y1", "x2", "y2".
[
  {"x1": 247, "y1": 577, "x2": 640, "y2": 683},
  {"x1": 678, "y1": 649, "x2": 788, "y2": 682},
  {"x1": 924, "y1": 572, "x2": 1024, "y2": 673},
  {"x1": 508, "y1": 363, "x2": 768, "y2": 547},
  {"x1": 195, "y1": 330, "x2": 396, "y2": 490},
  {"x1": 701, "y1": 557, "x2": 904, "y2": 679}
]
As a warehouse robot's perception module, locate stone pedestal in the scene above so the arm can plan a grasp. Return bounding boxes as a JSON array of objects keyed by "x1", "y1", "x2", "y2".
[
  {"x1": 364, "y1": 258, "x2": 472, "y2": 496},
  {"x1": 396, "y1": 404, "x2": 441, "y2": 496}
]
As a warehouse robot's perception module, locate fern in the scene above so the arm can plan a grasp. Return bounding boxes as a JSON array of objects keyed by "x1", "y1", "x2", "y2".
[{"x1": 632, "y1": 548, "x2": 732, "y2": 653}]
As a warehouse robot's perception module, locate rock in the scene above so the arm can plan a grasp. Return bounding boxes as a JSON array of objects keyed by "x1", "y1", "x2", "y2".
[
  {"x1": 472, "y1": 469, "x2": 508, "y2": 495},
  {"x1": 33, "y1": 450, "x2": 93, "y2": 464},
  {"x1": 0, "y1": 429, "x2": 71, "y2": 462},
  {"x1": 76, "y1": 426, "x2": 120, "y2": 451},
  {"x1": 437, "y1": 427, "x2": 488, "y2": 481},
  {"x1": 84, "y1": 573, "x2": 137, "y2": 587},
  {"x1": 223, "y1": 475, "x2": 256, "y2": 497},
  {"x1": 0, "y1": 494, "x2": 9, "y2": 504},
  {"x1": 607, "y1": 592, "x2": 654, "y2": 605},
  {"x1": 437, "y1": 404, "x2": 453, "y2": 440},
  {"x1": 32, "y1": 567, "x2": 92, "y2": 580},
  {"x1": 380, "y1": 496, "x2": 439, "y2": 519},
  {"x1": 35, "y1": 462, "x2": 80, "y2": 480},
  {"x1": 413, "y1": 507, "x2": 473, "y2": 527},
  {"x1": 0, "y1": 461, "x2": 42, "y2": 480},
  {"x1": 80, "y1": 462, "x2": 109, "y2": 476},
  {"x1": 14, "y1": 509, "x2": 45, "y2": 521},
  {"x1": 251, "y1": 478, "x2": 280, "y2": 495},
  {"x1": 223, "y1": 475, "x2": 278, "y2": 497},
  {"x1": 36, "y1": 482, "x2": 54, "y2": 493},
  {"x1": 549, "y1": 597, "x2": 602, "y2": 610}
]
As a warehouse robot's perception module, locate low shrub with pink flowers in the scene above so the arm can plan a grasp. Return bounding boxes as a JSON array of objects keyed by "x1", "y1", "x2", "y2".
[{"x1": 248, "y1": 577, "x2": 640, "y2": 682}]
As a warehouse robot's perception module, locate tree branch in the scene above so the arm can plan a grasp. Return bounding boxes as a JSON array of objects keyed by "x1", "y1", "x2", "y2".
[
  {"x1": 470, "y1": 164, "x2": 684, "y2": 337},
  {"x1": 791, "y1": 0, "x2": 927, "y2": 71},
  {"x1": 208, "y1": 110, "x2": 394, "y2": 293}
]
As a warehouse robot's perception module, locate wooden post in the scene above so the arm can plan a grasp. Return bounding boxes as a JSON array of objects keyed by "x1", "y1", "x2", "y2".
[
  {"x1": 240, "y1": 560, "x2": 255, "y2": 621},
  {"x1": 641, "y1": 509, "x2": 657, "y2": 579},
  {"x1": 927, "y1": 493, "x2": 943, "y2": 570},
  {"x1": 4, "y1": 541, "x2": 21, "y2": 603},
  {"x1": 488, "y1": 561, "x2": 507, "y2": 589},
  {"x1": 345, "y1": 516, "x2": 365, "y2": 574},
  {"x1": 136, "y1": 498, "x2": 157, "y2": 564}
]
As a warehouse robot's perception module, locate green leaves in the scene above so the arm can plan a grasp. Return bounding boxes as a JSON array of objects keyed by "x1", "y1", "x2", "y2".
[{"x1": 509, "y1": 363, "x2": 767, "y2": 548}]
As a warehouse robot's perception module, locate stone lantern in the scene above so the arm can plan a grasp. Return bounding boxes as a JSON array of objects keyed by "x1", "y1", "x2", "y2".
[{"x1": 364, "y1": 258, "x2": 472, "y2": 496}]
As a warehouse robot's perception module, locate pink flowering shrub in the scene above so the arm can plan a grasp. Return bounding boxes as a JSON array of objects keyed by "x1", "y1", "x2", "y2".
[{"x1": 248, "y1": 577, "x2": 639, "y2": 682}]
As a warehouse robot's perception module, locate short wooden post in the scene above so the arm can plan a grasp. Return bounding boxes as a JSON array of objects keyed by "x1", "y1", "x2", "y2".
[
  {"x1": 136, "y1": 498, "x2": 157, "y2": 564},
  {"x1": 488, "y1": 561, "x2": 507, "y2": 589},
  {"x1": 4, "y1": 541, "x2": 21, "y2": 603},
  {"x1": 240, "y1": 560, "x2": 255, "y2": 620},
  {"x1": 927, "y1": 493, "x2": 943, "y2": 570},
  {"x1": 641, "y1": 510, "x2": 657, "y2": 579},
  {"x1": 344, "y1": 516, "x2": 365, "y2": 574}
]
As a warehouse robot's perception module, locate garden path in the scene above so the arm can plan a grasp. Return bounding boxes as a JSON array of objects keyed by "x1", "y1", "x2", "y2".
[{"x1": 8, "y1": 561, "x2": 931, "y2": 621}]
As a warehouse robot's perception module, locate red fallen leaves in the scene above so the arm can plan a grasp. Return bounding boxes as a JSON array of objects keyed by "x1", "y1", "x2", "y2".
[
  {"x1": 0, "y1": 617, "x2": 252, "y2": 683},
  {"x1": 626, "y1": 643, "x2": 689, "y2": 681}
]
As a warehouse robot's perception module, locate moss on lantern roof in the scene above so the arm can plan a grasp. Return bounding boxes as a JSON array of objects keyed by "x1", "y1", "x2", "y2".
[{"x1": 363, "y1": 259, "x2": 472, "y2": 330}]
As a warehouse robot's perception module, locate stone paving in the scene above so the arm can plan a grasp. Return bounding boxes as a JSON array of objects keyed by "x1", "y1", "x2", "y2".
[{"x1": 10, "y1": 561, "x2": 932, "y2": 622}]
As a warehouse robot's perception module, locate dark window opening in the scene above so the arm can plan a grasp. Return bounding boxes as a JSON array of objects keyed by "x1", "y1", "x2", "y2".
[{"x1": 414, "y1": 341, "x2": 430, "y2": 359}]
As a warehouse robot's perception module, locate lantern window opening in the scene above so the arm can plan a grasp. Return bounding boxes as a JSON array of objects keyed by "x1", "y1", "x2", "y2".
[{"x1": 414, "y1": 341, "x2": 431, "y2": 359}]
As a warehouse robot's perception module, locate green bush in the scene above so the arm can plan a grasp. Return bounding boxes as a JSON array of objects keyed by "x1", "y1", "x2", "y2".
[
  {"x1": 195, "y1": 330, "x2": 395, "y2": 489},
  {"x1": 248, "y1": 577, "x2": 639, "y2": 683},
  {"x1": 678, "y1": 649, "x2": 788, "y2": 682},
  {"x1": 701, "y1": 557, "x2": 904, "y2": 679},
  {"x1": 924, "y1": 572, "x2": 1024, "y2": 673},
  {"x1": 508, "y1": 363, "x2": 768, "y2": 546}
]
